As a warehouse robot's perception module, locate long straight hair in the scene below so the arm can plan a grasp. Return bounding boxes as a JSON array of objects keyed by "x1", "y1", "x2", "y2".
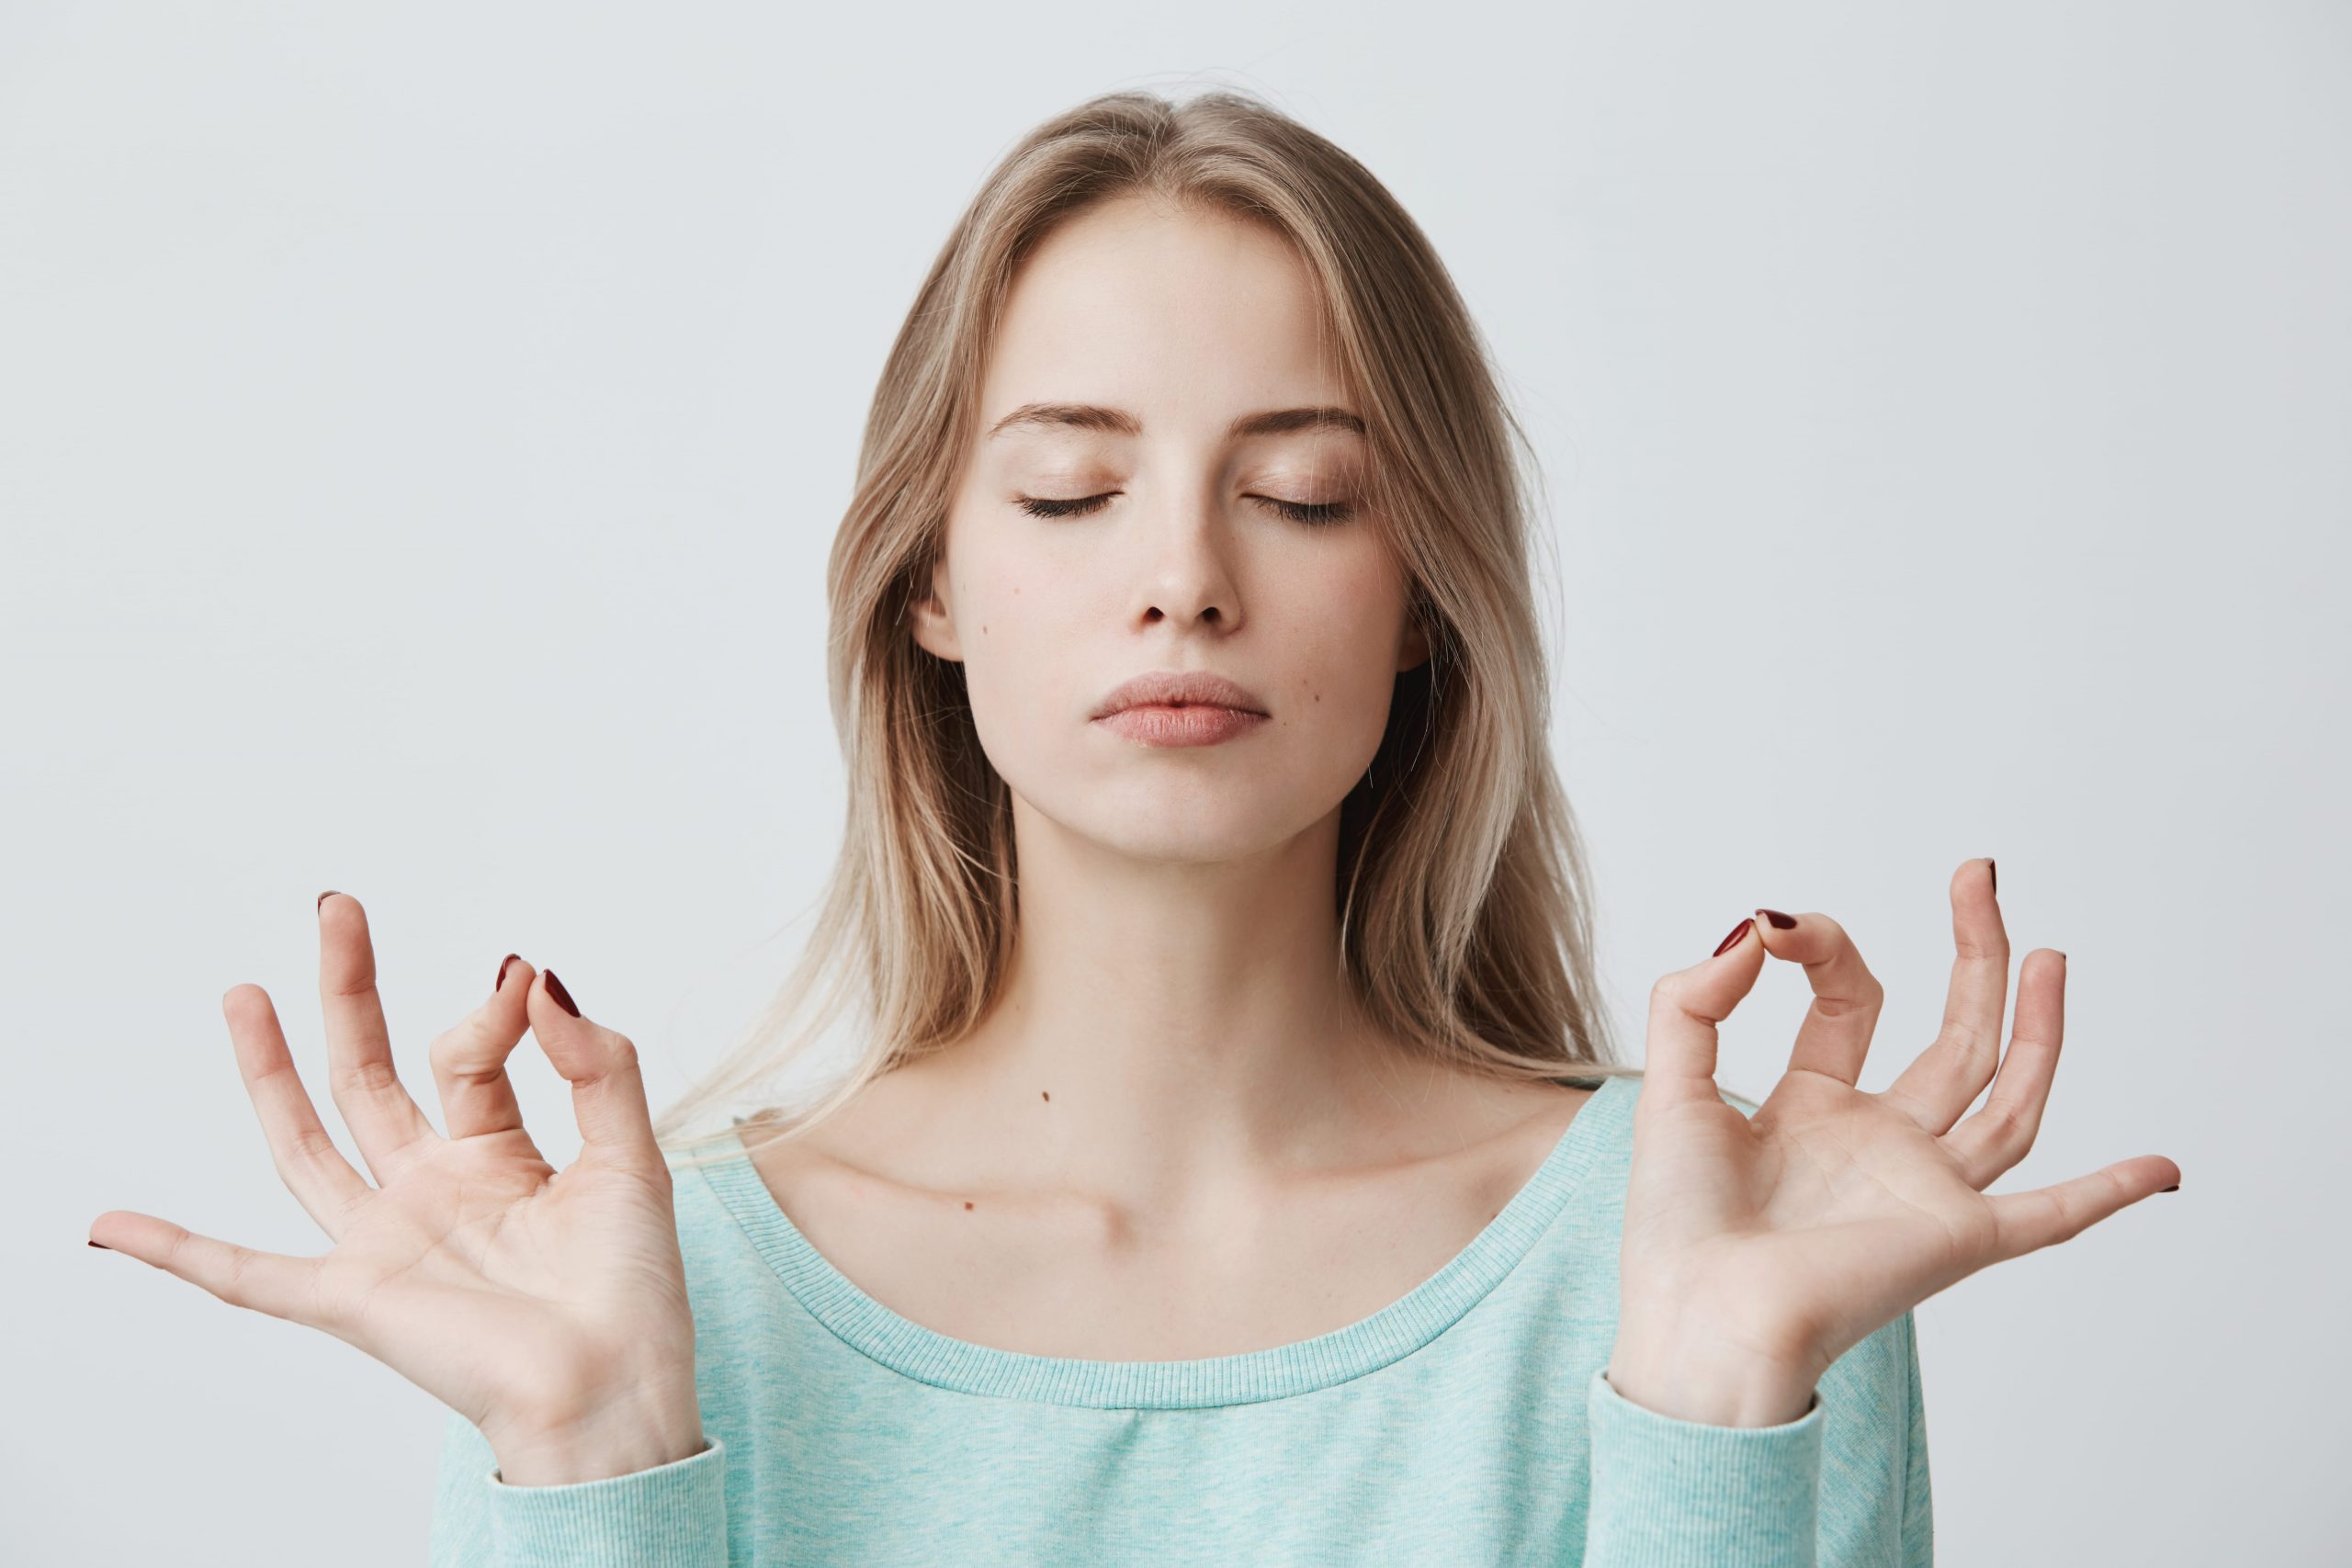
[{"x1": 653, "y1": 87, "x2": 1634, "y2": 1171}]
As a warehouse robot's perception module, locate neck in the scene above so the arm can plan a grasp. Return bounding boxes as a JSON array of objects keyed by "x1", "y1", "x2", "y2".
[{"x1": 933, "y1": 792, "x2": 1438, "y2": 1212}]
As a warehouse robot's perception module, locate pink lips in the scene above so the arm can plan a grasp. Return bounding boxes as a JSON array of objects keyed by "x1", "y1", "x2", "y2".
[
  {"x1": 1091, "y1": 670, "x2": 1271, "y2": 749},
  {"x1": 1095, "y1": 705, "x2": 1269, "y2": 747}
]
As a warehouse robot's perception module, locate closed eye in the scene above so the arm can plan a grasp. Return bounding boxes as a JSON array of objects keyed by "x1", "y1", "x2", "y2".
[
  {"x1": 1258, "y1": 496, "x2": 1353, "y2": 526},
  {"x1": 1014, "y1": 492, "x2": 1353, "y2": 526},
  {"x1": 1016, "y1": 492, "x2": 1118, "y2": 519}
]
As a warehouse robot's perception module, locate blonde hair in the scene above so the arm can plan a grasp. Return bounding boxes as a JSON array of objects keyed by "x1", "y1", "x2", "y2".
[{"x1": 653, "y1": 85, "x2": 1638, "y2": 1172}]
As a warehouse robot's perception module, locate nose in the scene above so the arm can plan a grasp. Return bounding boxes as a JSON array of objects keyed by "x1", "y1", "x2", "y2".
[{"x1": 1131, "y1": 486, "x2": 1243, "y2": 634}]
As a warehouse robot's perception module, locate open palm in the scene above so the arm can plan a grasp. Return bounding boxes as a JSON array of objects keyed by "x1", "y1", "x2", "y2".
[
  {"x1": 1611, "y1": 860, "x2": 2178, "y2": 1420},
  {"x1": 87, "y1": 894, "x2": 705, "y2": 1477}
]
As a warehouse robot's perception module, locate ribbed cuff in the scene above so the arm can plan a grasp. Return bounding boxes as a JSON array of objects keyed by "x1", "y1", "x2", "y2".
[
  {"x1": 1583, "y1": 1367, "x2": 1825, "y2": 1567},
  {"x1": 484, "y1": 1436, "x2": 730, "y2": 1567}
]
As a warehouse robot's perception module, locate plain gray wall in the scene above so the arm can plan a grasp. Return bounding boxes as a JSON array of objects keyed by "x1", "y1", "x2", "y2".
[{"x1": 6, "y1": 3, "x2": 2346, "y2": 1563}]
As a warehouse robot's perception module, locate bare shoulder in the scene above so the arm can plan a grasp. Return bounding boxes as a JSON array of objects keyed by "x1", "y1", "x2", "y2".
[
  {"x1": 1436, "y1": 1061, "x2": 1600, "y2": 1134},
  {"x1": 730, "y1": 1057, "x2": 958, "y2": 1213},
  {"x1": 1482, "y1": 1073, "x2": 1602, "y2": 1164},
  {"x1": 1356, "y1": 1066, "x2": 1602, "y2": 1221}
]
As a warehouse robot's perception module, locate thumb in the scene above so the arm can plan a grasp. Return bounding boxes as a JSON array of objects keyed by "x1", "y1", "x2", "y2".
[
  {"x1": 524, "y1": 969, "x2": 664, "y2": 1174},
  {"x1": 1642, "y1": 916, "x2": 1767, "y2": 1091}
]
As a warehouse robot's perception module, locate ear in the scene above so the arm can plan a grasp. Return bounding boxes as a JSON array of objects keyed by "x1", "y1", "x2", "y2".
[
  {"x1": 1396, "y1": 609, "x2": 1432, "y2": 673},
  {"x1": 909, "y1": 549, "x2": 964, "y2": 663}
]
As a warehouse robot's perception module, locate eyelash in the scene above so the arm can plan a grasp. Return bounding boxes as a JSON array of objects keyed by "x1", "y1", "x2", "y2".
[{"x1": 1015, "y1": 492, "x2": 1354, "y2": 526}]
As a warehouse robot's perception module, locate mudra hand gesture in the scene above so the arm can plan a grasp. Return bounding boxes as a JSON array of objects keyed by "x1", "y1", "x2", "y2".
[
  {"x1": 85, "y1": 893, "x2": 707, "y2": 1485},
  {"x1": 1607, "y1": 858, "x2": 2179, "y2": 1427}
]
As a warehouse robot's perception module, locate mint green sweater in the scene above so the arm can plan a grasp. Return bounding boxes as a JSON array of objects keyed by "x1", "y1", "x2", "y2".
[{"x1": 429, "y1": 1073, "x2": 1931, "y2": 1565}]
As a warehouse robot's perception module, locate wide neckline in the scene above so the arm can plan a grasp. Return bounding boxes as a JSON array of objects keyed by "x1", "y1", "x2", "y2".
[{"x1": 694, "y1": 1073, "x2": 1635, "y2": 1409}]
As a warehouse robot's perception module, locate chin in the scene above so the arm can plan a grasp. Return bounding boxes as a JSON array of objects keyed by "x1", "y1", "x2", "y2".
[{"x1": 1012, "y1": 786, "x2": 1296, "y2": 863}]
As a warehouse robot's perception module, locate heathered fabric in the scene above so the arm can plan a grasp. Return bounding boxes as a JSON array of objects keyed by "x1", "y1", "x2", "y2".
[{"x1": 429, "y1": 1073, "x2": 1932, "y2": 1565}]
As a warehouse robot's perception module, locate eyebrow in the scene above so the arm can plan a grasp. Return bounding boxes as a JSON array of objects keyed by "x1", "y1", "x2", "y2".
[{"x1": 984, "y1": 402, "x2": 1366, "y2": 442}]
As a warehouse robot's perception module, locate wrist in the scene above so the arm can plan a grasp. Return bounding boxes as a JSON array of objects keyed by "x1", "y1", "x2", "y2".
[
  {"x1": 489, "y1": 1379, "x2": 707, "y2": 1487},
  {"x1": 1607, "y1": 1329, "x2": 1819, "y2": 1428}
]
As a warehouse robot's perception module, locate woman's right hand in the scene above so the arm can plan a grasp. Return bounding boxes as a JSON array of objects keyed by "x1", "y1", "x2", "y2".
[{"x1": 88, "y1": 891, "x2": 707, "y2": 1485}]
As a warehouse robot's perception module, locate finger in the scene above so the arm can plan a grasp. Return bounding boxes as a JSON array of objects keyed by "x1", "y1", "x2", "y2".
[
  {"x1": 525, "y1": 969, "x2": 665, "y2": 1173},
  {"x1": 221, "y1": 983, "x2": 373, "y2": 1239},
  {"x1": 1944, "y1": 949, "x2": 2067, "y2": 1187},
  {"x1": 316, "y1": 892, "x2": 438, "y2": 1183},
  {"x1": 1884, "y1": 859, "x2": 2011, "y2": 1134},
  {"x1": 1640, "y1": 917, "x2": 1767, "y2": 1101},
  {"x1": 1749, "y1": 907, "x2": 1885, "y2": 1088},
  {"x1": 1983, "y1": 1154, "x2": 2183, "y2": 1262},
  {"x1": 85, "y1": 1209, "x2": 331, "y2": 1329},
  {"x1": 430, "y1": 953, "x2": 537, "y2": 1144}
]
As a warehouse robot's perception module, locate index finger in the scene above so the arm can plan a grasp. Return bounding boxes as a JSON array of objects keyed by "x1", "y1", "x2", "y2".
[
  {"x1": 1749, "y1": 906, "x2": 1887, "y2": 1088},
  {"x1": 523, "y1": 969, "x2": 666, "y2": 1173}
]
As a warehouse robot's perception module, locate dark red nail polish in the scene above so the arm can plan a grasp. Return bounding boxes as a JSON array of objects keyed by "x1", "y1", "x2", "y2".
[
  {"x1": 1756, "y1": 908, "x2": 1798, "y2": 930},
  {"x1": 1713, "y1": 918, "x2": 1755, "y2": 957},
  {"x1": 1986, "y1": 858, "x2": 1996, "y2": 895},
  {"x1": 496, "y1": 953, "x2": 520, "y2": 991},
  {"x1": 544, "y1": 968, "x2": 582, "y2": 1018},
  {"x1": 317, "y1": 890, "x2": 339, "y2": 911},
  {"x1": 2159, "y1": 1183, "x2": 2179, "y2": 1192},
  {"x1": 88, "y1": 1240, "x2": 111, "y2": 1249}
]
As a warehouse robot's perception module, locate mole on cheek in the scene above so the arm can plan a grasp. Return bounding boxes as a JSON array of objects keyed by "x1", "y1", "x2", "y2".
[
  {"x1": 964, "y1": 1201, "x2": 975, "y2": 1211},
  {"x1": 1042, "y1": 1090, "x2": 1050, "y2": 1102}
]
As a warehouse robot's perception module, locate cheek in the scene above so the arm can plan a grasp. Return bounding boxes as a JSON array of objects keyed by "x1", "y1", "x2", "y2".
[
  {"x1": 953, "y1": 569, "x2": 1090, "y2": 761},
  {"x1": 1272, "y1": 553, "x2": 1412, "y2": 750}
]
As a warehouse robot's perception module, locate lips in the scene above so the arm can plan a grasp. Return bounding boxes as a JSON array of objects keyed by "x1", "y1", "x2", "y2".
[
  {"x1": 1090, "y1": 670, "x2": 1269, "y2": 720},
  {"x1": 1093, "y1": 704, "x2": 1267, "y2": 748}
]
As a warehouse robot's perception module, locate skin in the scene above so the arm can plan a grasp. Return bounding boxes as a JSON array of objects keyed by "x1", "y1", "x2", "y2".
[
  {"x1": 85, "y1": 194, "x2": 2181, "y2": 1483},
  {"x1": 1607, "y1": 880, "x2": 2180, "y2": 1425},
  {"x1": 900, "y1": 190, "x2": 1485, "y2": 1194},
  {"x1": 751, "y1": 192, "x2": 1599, "y2": 1361},
  {"x1": 85, "y1": 922, "x2": 709, "y2": 1483}
]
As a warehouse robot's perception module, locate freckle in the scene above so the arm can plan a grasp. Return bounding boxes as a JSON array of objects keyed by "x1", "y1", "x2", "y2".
[
  {"x1": 1042, "y1": 1090, "x2": 1050, "y2": 1101},
  {"x1": 964, "y1": 1201, "x2": 975, "y2": 1210}
]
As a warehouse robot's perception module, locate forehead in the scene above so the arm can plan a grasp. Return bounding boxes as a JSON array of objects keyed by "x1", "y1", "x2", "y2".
[{"x1": 980, "y1": 196, "x2": 1346, "y2": 419}]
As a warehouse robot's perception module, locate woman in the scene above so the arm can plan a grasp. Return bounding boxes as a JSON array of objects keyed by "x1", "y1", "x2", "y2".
[{"x1": 89, "y1": 89, "x2": 2177, "y2": 1564}]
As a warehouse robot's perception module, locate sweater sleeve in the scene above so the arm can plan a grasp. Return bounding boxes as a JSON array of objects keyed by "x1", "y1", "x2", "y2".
[
  {"x1": 1582, "y1": 1308, "x2": 1931, "y2": 1566},
  {"x1": 427, "y1": 1405, "x2": 733, "y2": 1567}
]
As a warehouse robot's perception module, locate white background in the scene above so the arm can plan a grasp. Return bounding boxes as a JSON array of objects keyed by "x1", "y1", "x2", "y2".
[{"x1": 6, "y1": 4, "x2": 2346, "y2": 1562}]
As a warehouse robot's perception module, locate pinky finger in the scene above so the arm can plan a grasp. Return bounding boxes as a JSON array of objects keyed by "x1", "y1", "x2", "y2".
[
  {"x1": 88, "y1": 1211, "x2": 326, "y2": 1328},
  {"x1": 1984, "y1": 1156, "x2": 2184, "y2": 1262}
]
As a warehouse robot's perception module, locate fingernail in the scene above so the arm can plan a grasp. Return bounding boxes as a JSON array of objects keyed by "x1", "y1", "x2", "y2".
[
  {"x1": 543, "y1": 968, "x2": 582, "y2": 1018},
  {"x1": 316, "y1": 890, "x2": 339, "y2": 911},
  {"x1": 1755, "y1": 908, "x2": 1798, "y2": 930},
  {"x1": 2159, "y1": 1182, "x2": 2179, "y2": 1192},
  {"x1": 495, "y1": 953, "x2": 520, "y2": 991},
  {"x1": 88, "y1": 1239, "x2": 111, "y2": 1250},
  {"x1": 1986, "y1": 858, "x2": 1996, "y2": 895},
  {"x1": 1713, "y1": 917, "x2": 1756, "y2": 957}
]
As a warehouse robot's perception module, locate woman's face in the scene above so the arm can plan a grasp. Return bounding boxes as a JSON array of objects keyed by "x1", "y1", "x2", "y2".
[{"x1": 915, "y1": 193, "x2": 1429, "y2": 864}]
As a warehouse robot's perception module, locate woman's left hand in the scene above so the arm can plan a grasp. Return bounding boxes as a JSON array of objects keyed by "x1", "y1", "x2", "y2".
[{"x1": 1605, "y1": 857, "x2": 2179, "y2": 1427}]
